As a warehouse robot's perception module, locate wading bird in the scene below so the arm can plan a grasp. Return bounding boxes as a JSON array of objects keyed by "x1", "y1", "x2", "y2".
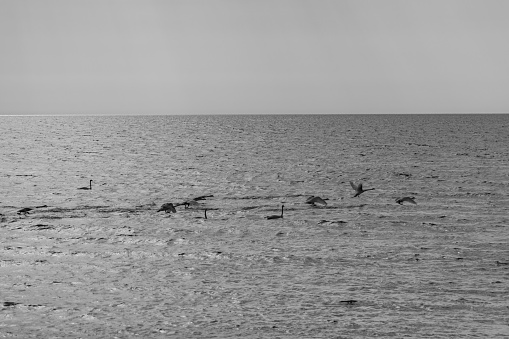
[{"x1": 350, "y1": 181, "x2": 375, "y2": 197}]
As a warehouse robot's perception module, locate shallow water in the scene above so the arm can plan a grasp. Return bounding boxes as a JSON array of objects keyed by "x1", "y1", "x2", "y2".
[{"x1": 0, "y1": 114, "x2": 508, "y2": 338}]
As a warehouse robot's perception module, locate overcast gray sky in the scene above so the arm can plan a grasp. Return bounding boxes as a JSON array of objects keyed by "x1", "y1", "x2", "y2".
[{"x1": 1, "y1": 0, "x2": 508, "y2": 115}]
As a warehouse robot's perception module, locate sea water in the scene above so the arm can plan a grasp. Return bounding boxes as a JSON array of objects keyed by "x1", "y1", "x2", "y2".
[{"x1": 0, "y1": 114, "x2": 508, "y2": 338}]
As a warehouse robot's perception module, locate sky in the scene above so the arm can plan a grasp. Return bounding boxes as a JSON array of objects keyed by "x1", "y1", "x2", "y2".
[{"x1": 1, "y1": 0, "x2": 509, "y2": 115}]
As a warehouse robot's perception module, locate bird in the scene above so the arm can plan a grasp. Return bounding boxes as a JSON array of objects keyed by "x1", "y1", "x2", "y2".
[
  {"x1": 157, "y1": 203, "x2": 177, "y2": 213},
  {"x1": 182, "y1": 200, "x2": 199, "y2": 209},
  {"x1": 340, "y1": 300, "x2": 358, "y2": 305},
  {"x1": 266, "y1": 205, "x2": 284, "y2": 219},
  {"x1": 178, "y1": 195, "x2": 214, "y2": 209},
  {"x1": 350, "y1": 181, "x2": 375, "y2": 197},
  {"x1": 17, "y1": 207, "x2": 32, "y2": 215},
  {"x1": 78, "y1": 180, "x2": 93, "y2": 190},
  {"x1": 305, "y1": 196, "x2": 328, "y2": 206},
  {"x1": 396, "y1": 196, "x2": 417, "y2": 205},
  {"x1": 195, "y1": 209, "x2": 208, "y2": 219},
  {"x1": 193, "y1": 195, "x2": 214, "y2": 201}
]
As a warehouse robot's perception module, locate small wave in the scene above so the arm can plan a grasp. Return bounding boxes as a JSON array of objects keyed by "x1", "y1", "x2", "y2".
[{"x1": 223, "y1": 194, "x2": 303, "y2": 200}]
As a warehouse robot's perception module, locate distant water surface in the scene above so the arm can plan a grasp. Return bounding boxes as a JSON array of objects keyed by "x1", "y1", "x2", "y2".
[{"x1": 0, "y1": 114, "x2": 508, "y2": 338}]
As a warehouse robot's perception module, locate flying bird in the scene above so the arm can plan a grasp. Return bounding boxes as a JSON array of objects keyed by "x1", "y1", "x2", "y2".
[
  {"x1": 350, "y1": 181, "x2": 375, "y2": 197},
  {"x1": 78, "y1": 180, "x2": 93, "y2": 190},
  {"x1": 396, "y1": 197, "x2": 417, "y2": 205},
  {"x1": 157, "y1": 203, "x2": 177, "y2": 213},
  {"x1": 182, "y1": 200, "x2": 199, "y2": 209},
  {"x1": 266, "y1": 205, "x2": 284, "y2": 220},
  {"x1": 192, "y1": 195, "x2": 214, "y2": 201},
  {"x1": 178, "y1": 195, "x2": 214, "y2": 208},
  {"x1": 17, "y1": 207, "x2": 32, "y2": 215},
  {"x1": 305, "y1": 196, "x2": 328, "y2": 206}
]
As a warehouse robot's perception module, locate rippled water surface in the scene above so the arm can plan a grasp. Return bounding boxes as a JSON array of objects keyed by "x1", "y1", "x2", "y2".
[{"x1": 1, "y1": 114, "x2": 508, "y2": 338}]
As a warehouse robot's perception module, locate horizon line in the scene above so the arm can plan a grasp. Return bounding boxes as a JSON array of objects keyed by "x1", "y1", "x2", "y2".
[{"x1": 1, "y1": 112, "x2": 508, "y2": 117}]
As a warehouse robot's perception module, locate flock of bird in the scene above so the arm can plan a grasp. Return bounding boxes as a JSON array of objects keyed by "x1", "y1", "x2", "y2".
[
  {"x1": 153, "y1": 181, "x2": 417, "y2": 220},
  {"x1": 14, "y1": 180, "x2": 417, "y2": 218},
  {"x1": 157, "y1": 195, "x2": 213, "y2": 218}
]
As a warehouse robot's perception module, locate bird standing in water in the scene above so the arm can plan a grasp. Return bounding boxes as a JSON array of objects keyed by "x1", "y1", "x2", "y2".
[{"x1": 350, "y1": 181, "x2": 375, "y2": 197}]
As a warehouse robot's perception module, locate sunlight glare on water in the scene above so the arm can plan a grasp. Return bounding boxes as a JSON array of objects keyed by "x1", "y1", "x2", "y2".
[{"x1": 0, "y1": 114, "x2": 508, "y2": 338}]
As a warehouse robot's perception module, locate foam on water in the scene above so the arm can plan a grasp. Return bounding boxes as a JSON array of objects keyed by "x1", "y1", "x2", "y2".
[{"x1": 0, "y1": 114, "x2": 508, "y2": 338}]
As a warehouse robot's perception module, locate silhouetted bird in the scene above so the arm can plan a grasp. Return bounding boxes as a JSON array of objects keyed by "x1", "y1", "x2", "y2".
[
  {"x1": 396, "y1": 196, "x2": 417, "y2": 205},
  {"x1": 266, "y1": 205, "x2": 284, "y2": 220},
  {"x1": 305, "y1": 196, "x2": 328, "y2": 206},
  {"x1": 178, "y1": 195, "x2": 214, "y2": 208},
  {"x1": 17, "y1": 208, "x2": 32, "y2": 215},
  {"x1": 350, "y1": 181, "x2": 375, "y2": 197},
  {"x1": 192, "y1": 195, "x2": 214, "y2": 201},
  {"x1": 183, "y1": 200, "x2": 199, "y2": 209},
  {"x1": 195, "y1": 209, "x2": 208, "y2": 219},
  {"x1": 78, "y1": 180, "x2": 93, "y2": 190},
  {"x1": 157, "y1": 203, "x2": 177, "y2": 213}
]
